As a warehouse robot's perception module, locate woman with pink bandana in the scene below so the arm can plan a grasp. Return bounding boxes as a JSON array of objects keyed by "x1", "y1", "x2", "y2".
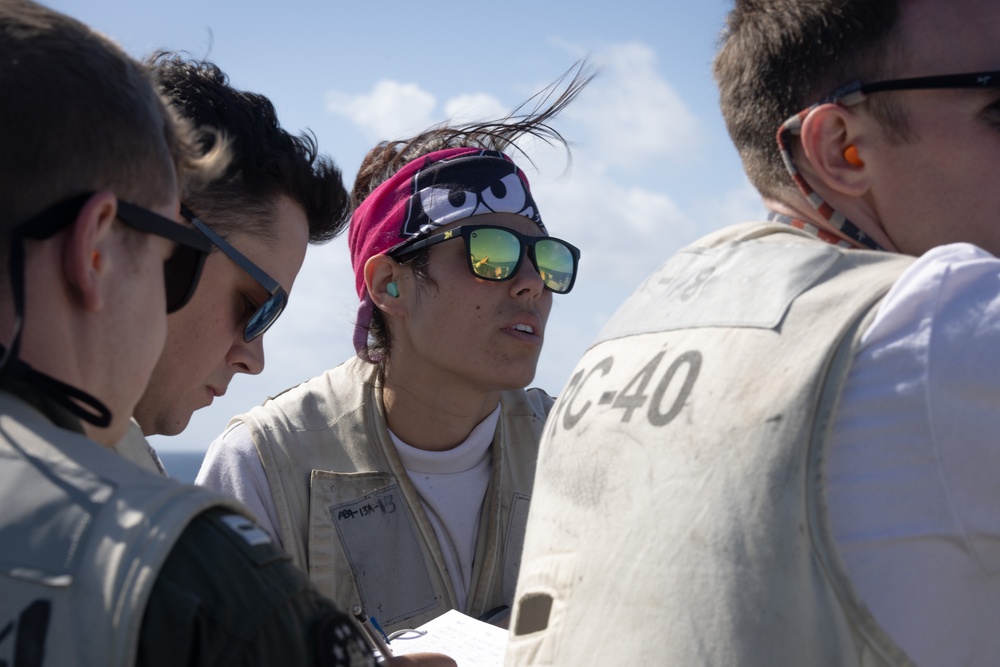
[{"x1": 196, "y1": 67, "x2": 590, "y2": 633}]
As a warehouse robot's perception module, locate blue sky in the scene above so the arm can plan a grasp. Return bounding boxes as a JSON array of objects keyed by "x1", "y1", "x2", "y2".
[{"x1": 53, "y1": 0, "x2": 764, "y2": 452}]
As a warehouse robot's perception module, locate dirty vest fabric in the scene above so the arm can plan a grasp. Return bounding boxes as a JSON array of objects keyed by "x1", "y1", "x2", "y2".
[
  {"x1": 506, "y1": 222, "x2": 916, "y2": 666},
  {"x1": 0, "y1": 392, "x2": 244, "y2": 667},
  {"x1": 234, "y1": 356, "x2": 552, "y2": 632}
]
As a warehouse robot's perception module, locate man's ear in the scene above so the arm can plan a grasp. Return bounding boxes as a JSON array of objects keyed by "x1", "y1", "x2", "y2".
[
  {"x1": 798, "y1": 103, "x2": 870, "y2": 197},
  {"x1": 364, "y1": 253, "x2": 408, "y2": 317},
  {"x1": 63, "y1": 191, "x2": 118, "y2": 312}
]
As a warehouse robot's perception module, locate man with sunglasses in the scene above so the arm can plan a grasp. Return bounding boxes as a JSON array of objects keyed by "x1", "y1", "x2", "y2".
[
  {"x1": 197, "y1": 68, "x2": 589, "y2": 634},
  {"x1": 507, "y1": 1, "x2": 1000, "y2": 666},
  {"x1": 0, "y1": 2, "x2": 235, "y2": 663},
  {"x1": 116, "y1": 53, "x2": 350, "y2": 461},
  {"x1": 0, "y1": 7, "x2": 455, "y2": 666}
]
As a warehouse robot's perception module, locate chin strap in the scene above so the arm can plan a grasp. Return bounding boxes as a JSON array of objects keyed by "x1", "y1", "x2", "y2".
[{"x1": 0, "y1": 348, "x2": 112, "y2": 427}]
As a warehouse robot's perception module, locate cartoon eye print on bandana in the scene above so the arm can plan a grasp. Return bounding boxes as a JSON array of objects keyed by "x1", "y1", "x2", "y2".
[
  {"x1": 420, "y1": 173, "x2": 531, "y2": 223},
  {"x1": 400, "y1": 150, "x2": 543, "y2": 238}
]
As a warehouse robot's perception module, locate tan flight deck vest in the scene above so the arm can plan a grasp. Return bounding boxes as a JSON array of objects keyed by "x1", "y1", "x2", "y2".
[
  {"x1": 0, "y1": 392, "x2": 244, "y2": 667},
  {"x1": 234, "y1": 357, "x2": 552, "y2": 632},
  {"x1": 506, "y1": 222, "x2": 917, "y2": 666}
]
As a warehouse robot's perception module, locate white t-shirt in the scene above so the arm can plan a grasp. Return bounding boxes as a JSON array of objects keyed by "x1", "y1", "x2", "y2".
[
  {"x1": 195, "y1": 406, "x2": 498, "y2": 613},
  {"x1": 827, "y1": 242, "x2": 1000, "y2": 666}
]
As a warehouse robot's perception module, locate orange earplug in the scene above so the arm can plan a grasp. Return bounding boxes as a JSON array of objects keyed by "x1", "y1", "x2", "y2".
[{"x1": 844, "y1": 144, "x2": 864, "y2": 167}]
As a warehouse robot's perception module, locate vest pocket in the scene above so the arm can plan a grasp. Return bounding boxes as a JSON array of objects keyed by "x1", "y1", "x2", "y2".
[{"x1": 308, "y1": 472, "x2": 441, "y2": 627}]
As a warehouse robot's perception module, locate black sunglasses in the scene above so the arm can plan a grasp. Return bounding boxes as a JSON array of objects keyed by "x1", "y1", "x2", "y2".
[
  {"x1": 391, "y1": 224, "x2": 581, "y2": 294},
  {"x1": 16, "y1": 193, "x2": 210, "y2": 313},
  {"x1": 821, "y1": 70, "x2": 1000, "y2": 106},
  {"x1": 181, "y1": 205, "x2": 288, "y2": 342},
  {"x1": 115, "y1": 201, "x2": 211, "y2": 313}
]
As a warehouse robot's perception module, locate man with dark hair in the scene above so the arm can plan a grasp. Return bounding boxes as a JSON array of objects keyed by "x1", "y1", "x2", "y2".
[
  {"x1": 507, "y1": 1, "x2": 1000, "y2": 665},
  {"x1": 0, "y1": 4, "x2": 451, "y2": 665},
  {"x1": 131, "y1": 54, "x2": 350, "y2": 442}
]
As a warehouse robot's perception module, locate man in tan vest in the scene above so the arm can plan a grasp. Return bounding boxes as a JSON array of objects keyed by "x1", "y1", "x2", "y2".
[
  {"x1": 508, "y1": 1, "x2": 1000, "y2": 665},
  {"x1": 0, "y1": 4, "x2": 453, "y2": 666}
]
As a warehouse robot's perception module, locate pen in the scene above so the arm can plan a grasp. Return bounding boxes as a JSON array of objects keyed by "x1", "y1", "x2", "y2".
[
  {"x1": 352, "y1": 603, "x2": 394, "y2": 660},
  {"x1": 369, "y1": 615, "x2": 391, "y2": 645}
]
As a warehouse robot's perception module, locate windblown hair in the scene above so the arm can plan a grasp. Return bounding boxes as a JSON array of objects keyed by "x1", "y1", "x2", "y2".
[
  {"x1": 149, "y1": 53, "x2": 349, "y2": 244},
  {"x1": 356, "y1": 61, "x2": 595, "y2": 366},
  {"x1": 713, "y1": 0, "x2": 906, "y2": 201},
  {"x1": 0, "y1": 1, "x2": 223, "y2": 234},
  {"x1": 351, "y1": 61, "x2": 595, "y2": 208}
]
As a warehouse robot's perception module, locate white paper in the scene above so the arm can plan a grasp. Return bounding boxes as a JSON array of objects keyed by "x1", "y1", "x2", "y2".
[{"x1": 387, "y1": 609, "x2": 509, "y2": 666}]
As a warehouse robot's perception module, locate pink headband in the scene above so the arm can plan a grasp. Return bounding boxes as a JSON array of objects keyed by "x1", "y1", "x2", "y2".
[{"x1": 349, "y1": 147, "x2": 544, "y2": 357}]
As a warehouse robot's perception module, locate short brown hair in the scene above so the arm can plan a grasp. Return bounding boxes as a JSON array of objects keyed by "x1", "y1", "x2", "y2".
[
  {"x1": 0, "y1": 0, "x2": 221, "y2": 232},
  {"x1": 714, "y1": 0, "x2": 906, "y2": 200}
]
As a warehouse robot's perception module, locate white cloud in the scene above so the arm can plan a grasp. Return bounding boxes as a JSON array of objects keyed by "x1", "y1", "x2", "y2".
[
  {"x1": 568, "y1": 42, "x2": 702, "y2": 169},
  {"x1": 322, "y1": 41, "x2": 701, "y2": 172},
  {"x1": 443, "y1": 93, "x2": 508, "y2": 124},
  {"x1": 324, "y1": 79, "x2": 437, "y2": 140},
  {"x1": 693, "y1": 179, "x2": 767, "y2": 229},
  {"x1": 531, "y1": 158, "x2": 698, "y2": 287},
  {"x1": 325, "y1": 84, "x2": 513, "y2": 141}
]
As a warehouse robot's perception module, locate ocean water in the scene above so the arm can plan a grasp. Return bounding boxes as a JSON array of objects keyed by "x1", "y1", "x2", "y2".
[{"x1": 158, "y1": 450, "x2": 207, "y2": 483}]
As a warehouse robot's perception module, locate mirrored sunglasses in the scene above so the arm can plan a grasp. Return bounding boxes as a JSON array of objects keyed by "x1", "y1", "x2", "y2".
[
  {"x1": 392, "y1": 225, "x2": 580, "y2": 294},
  {"x1": 181, "y1": 206, "x2": 288, "y2": 342}
]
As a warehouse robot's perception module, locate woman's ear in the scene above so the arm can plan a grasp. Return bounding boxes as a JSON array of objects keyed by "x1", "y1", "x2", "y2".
[
  {"x1": 364, "y1": 253, "x2": 407, "y2": 316},
  {"x1": 63, "y1": 191, "x2": 118, "y2": 312},
  {"x1": 798, "y1": 103, "x2": 870, "y2": 197}
]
